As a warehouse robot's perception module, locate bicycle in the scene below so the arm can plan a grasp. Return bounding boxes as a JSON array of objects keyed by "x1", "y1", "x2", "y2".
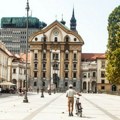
[{"x1": 75, "y1": 95, "x2": 82, "y2": 117}]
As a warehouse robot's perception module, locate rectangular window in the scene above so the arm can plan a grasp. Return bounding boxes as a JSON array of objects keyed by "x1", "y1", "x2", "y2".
[
  {"x1": 34, "y1": 82, "x2": 37, "y2": 86},
  {"x1": 65, "y1": 72, "x2": 68, "y2": 78},
  {"x1": 53, "y1": 63, "x2": 58, "y2": 70},
  {"x1": 53, "y1": 53, "x2": 59, "y2": 60},
  {"x1": 43, "y1": 63, "x2": 46, "y2": 69},
  {"x1": 65, "y1": 64, "x2": 68, "y2": 70},
  {"x1": 34, "y1": 72, "x2": 37, "y2": 77},
  {"x1": 34, "y1": 63, "x2": 37, "y2": 69},
  {"x1": 43, "y1": 53, "x2": 46, "y2": 59},
  {"x1": 65, "y1": 53, "x2": 69, "y2": 60},
  {"x1": 73, "y1": 72, "x2": 76, "y2": 78},
  {"x1": 101, "y1": 79, "x2": 105, "y2": 84},
  {"x1": 73, "y1": 64, "x2": 76, "y2": 69},
  {"x1": 56, "y1": 54, "x2": 58, "y2": 60},
  {"x1": 101, "y1": 86, "x2": 105, "y2": 90},
  {"x1": 101, "y1": 71, "x2": 105, "y2": 78},
  {"x1": 34, "y1": 53, "x2": 37, "y2": 59},
  {"x1": 73, "y1": 53, "x2": 77, "y2": 60},
  {"x1": 101, "y1": 61, "x2": 105, "y2": 68},
  {"x1": 13, "y1": 69, "x2": 16, "y2": 73},
  {"x1": 43, "y1": 72, "x2": 46, "y2": 78}
]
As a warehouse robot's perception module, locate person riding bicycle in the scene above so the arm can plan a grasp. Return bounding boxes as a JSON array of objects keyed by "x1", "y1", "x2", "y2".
[{"x1": 66, "y1": 84, "x2": 81, "y2": 116}]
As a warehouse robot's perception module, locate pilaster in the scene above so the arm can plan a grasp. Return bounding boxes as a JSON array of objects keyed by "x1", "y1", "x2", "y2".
[
  {"x1": 38, "y1": 50, "x2": 42, "y2": 87},
  {"x1": 46, "y1": 46, "x2": 51, "y2": 81},
  {"x1": 77, "y1": 50, "x2": 81, "y2": 80},
  {"x1": 69, "y1": 50, "x2": 73, "y2": 80},
  {"x1": 30, "y1": 50, "x2": 34, "y2": 78},
  {"x1": 60, "y1": 50, "x2": 64, "y2": 80}
]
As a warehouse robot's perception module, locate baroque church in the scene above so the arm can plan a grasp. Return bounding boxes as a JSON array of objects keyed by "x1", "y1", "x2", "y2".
[{"x1": 29, "y1": 9, "x2": 84, "y2": 91}]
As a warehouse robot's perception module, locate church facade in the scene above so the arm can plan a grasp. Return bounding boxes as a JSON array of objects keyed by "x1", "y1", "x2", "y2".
[{"x1": 29, "y1": 10, "x2": 84, "y2": 91}]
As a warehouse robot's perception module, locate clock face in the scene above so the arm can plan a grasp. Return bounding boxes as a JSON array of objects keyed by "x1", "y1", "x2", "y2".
[{"x1": 53, "y1": 30, "x2": 59, "y2": 36}]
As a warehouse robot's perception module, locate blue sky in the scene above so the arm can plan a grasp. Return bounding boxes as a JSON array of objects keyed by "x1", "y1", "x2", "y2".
[{"x1": 0, "y1": 0, "x2": 120, "y2": 53}]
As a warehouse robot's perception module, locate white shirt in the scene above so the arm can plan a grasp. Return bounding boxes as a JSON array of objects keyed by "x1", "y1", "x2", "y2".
[{"x1": 66, "y1": 89, "x2": 76, "y2": 97}]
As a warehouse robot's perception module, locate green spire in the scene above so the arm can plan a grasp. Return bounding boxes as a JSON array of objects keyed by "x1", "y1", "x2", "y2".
[{"x1": 70, "y1": 7, "x2": 77, "y2": 31}]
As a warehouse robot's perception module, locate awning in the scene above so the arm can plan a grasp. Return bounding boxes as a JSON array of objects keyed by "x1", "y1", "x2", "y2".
[{"x1": 0, "y1": 81, "x2": 16, "y2": 86}]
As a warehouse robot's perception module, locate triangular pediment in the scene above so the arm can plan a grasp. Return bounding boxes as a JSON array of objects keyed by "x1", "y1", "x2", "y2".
[{"x1": 29, "y1": 20, "x2": 84, "y2": 44}]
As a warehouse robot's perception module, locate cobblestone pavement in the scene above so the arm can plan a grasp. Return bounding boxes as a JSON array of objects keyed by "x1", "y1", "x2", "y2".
[{"x1": 0, "y1": 92, "x2": 120, "y2": 120}]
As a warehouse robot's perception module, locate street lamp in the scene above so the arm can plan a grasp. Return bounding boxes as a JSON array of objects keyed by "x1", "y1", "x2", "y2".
[
  {"x1": 47, "y1": 70, "x2": 51, "y2": 95},
  {"x1": 41, "y1": 79, "x2": 44, "y2": 98},
  {"x1": 23, "y1": 0, "x2": 29, "y2": 103},
  {"x1": 49, "y1": 48, "x2": 52, "y2": 95}
]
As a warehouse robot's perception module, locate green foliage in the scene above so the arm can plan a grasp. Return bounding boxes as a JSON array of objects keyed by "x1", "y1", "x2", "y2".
[{"x1": 106, "y1": 5, "x2": 120, "y2": 84}]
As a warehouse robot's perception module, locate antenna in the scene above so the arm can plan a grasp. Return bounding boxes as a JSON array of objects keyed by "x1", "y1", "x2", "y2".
[
  {"x1": 55, "y1": 15, "x2": 57, "y2": 20},
  {"x1": 30, "y1": 10, "x2": 32, "y2": 17}
]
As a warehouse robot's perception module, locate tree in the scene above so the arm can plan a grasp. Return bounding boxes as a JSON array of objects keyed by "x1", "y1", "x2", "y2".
[{"x1": 106, "y1": 5, "x2": 120, "y2": 84}]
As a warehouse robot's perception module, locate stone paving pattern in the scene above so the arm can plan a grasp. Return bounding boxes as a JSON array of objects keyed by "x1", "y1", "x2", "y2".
[{"x1": 0, "y1": 92, "x2": 120, "y2": 120}]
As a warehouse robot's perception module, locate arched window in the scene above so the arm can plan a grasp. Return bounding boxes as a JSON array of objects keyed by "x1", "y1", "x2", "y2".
[
  {"x1": 43, "y1": 36, "x2": 46, "y2": 42},
  {"x1": 66, "y1": 36, "x2": 69, "y2": 42},
  {"x1": 54, "y1": 37, "x2": 58, "y2": 42},
  {"x1": 64, "y1": 36, "x2": 70, "y2": 42}
]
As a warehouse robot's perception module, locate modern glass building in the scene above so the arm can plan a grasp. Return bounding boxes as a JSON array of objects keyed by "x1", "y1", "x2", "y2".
[{"x1": 0, "y1": 17, "x2": 47, "y2": 54}]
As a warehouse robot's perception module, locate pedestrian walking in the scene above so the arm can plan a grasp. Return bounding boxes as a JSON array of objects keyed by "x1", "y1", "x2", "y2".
[
  {"x1": 66, "y1": 84, "x2": 81, "y2": 116},
  {"x1": 18, "y1": 87, "x2": 23, "y2": 96}
]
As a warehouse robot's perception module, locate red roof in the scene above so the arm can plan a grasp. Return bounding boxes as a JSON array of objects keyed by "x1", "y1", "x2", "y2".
[
  {"x1": 81, "y1": 53, "x2": 105, "y2": 61},
  {"x1": 20, "y1": 53, "x2": 30, "y2": 62}
]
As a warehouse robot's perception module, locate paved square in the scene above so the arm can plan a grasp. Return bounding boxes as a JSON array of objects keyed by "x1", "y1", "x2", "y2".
[{"x1": 0, "y1": 92, "x2": 120, "y2": 120}]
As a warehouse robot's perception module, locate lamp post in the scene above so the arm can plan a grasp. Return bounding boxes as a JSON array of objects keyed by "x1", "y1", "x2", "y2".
[
  {"x1": 49, "y1": 70, "x2": 51, "y2": 95},
  {"x1": 49, "y1": 48, "x2": 52, "y2": 95},
  {"x1": 41, "y1": 79, "x2": 44, "y2": 98},
  {"x1": 23, "y1": 0, "x2": 29, "y2": 103}
]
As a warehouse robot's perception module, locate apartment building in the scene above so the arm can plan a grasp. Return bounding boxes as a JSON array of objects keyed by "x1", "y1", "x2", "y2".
[
  {"x1": 0, "y1": 41, "x2": 13, "y2": 82},
  {"x1": 0, "y1": 17, "x2": 47, "y2": 54}
]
